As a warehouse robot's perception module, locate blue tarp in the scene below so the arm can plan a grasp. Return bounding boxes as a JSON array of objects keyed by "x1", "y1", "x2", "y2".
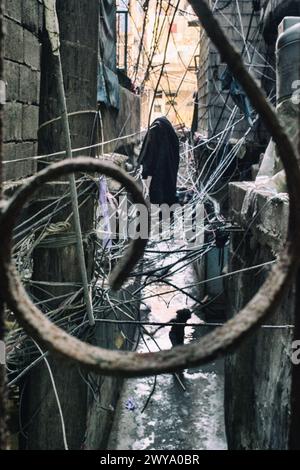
[{"x1": 98, "y1": 0, "x2": 120, "y2": 109}]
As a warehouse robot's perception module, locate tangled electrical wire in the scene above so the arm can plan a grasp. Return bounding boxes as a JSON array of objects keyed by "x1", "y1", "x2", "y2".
[
  {"x1": 3, "y1": 2, "x2": 283, "y2": 445},
  {"x1": 5, "y1": 122, "x2": 235, "y2": 383}
]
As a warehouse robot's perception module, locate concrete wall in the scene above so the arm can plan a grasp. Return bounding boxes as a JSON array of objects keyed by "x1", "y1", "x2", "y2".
[
  {"x1": 3, "y1": 0, "x2": 142, "y2": 450},
  {"x1": 224, "y1": 0, "x2": 300, "y2": 449},
  {"x1": 38, "y1": 0, "x2": 99, "y2": 158},
  {"x1": 224, "y1": 182, "x2": 295, "y2": 449},
  {"x1": 100, "y1": 85, "x2": 141, "y2": 159},
  {"x1": 197, "y1": 1, "x2": 262, "y2": 139},
  {"x1": 21, "y1": 284, "x2": 141, "y2": 450},
  {"x1": 193, "y1": 1, "x2": 276, "y2": 319},
  {"x1": 3, "y1": 0, "x2": 43, "y2": 182},
  {"x1": 2, "y1": 0, "x2": 140, "y2": 184},
  {"x1": 83, "y1": 285, "x2": 141, "y2": 450}
]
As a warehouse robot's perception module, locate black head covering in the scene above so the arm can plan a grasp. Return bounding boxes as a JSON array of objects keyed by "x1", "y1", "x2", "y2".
[{"x1": 139, "y1": 117, "x2": 180, "y2": 205}]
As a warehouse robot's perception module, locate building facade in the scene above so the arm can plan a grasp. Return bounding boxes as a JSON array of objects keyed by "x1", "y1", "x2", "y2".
[{"x1": 117, "y1": 0, "x2": 199, "y2": 129}]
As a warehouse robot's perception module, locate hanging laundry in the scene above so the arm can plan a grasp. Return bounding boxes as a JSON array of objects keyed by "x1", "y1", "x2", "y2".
[
  {"x1": 98, "y1": 0, "x2": 120, "y2": 109},
  {"x1": 221, "y1": 67, "x2": 255, "y2": 127},
  {"x1": 139, "y1": 116, "x2": 180, "y2": 205},
  {"x1": 98, "y1": 176, "x2": 112, "y2": 250}
]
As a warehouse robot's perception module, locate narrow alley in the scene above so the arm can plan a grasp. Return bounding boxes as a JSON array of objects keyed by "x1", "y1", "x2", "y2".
[
  {"x1": 108, "y1": 240, "x2": 227, "y2": 451},
  {"x1": 1, "y1": 0, "x2": 300, "y2": 457}
]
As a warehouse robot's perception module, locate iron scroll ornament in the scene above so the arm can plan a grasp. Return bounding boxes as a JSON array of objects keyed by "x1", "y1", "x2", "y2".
[
  {"x1": 0, "y1": 158, "x2": 298, "y2": 378},
  {"x1": 1, "y1": 0, "x2": 300, "y2": 377}
]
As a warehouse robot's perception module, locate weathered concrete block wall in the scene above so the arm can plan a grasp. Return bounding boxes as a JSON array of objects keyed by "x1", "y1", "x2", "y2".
[
  {"x1": 100, "y1": 86, "x2": 141, "y2": 159},
  {"x1": 19, "y1": 0, "x2": 142, "y2": 450},
  {"x1": 3, "y1": 0, "x2": 43, "y2": 181},
  {"x1": 84, "y1": 284, "x2": 141, "y2": 450},
  {"x1": 21, "y1": 284, "x2": 141, "y2": 450},
  {"x1": 197, "y1": 1, "x2": 262, "y2": 139},
  {"x1": 38, "y1": 0, "x2": 99, "y2": 158},
  {"x1": 225, "y1": 182, "x2": 295, "y2": 449}
]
